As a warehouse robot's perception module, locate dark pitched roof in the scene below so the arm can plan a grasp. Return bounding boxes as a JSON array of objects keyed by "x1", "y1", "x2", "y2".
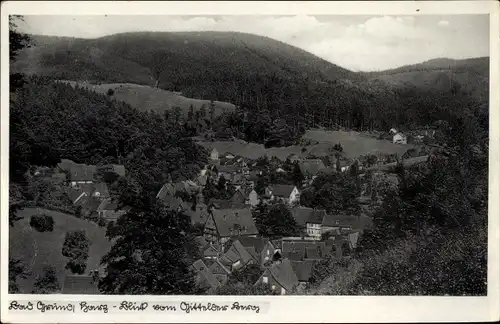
[
  {"x1": 156, "y1": 183, "x2": 176, "y2": 199},
  {"x1": 192, "y1": 259, "x2": 221, "y2": 291},
  {"x1": 268, "y1": 259, "x2": 299, "y2": 292},
  {"x1": 82, "y1": 196, "x2": 102, "y2": 214},
  {"x1": 271, "y1": 184, "x2": 296, "y2": 198},
  {"x1": 299, "y1": 159, "x2": 326, "y2": 177},
  {"x1": 291, "y1": 208, "x2": 325, "y2": 226},
  {"x1": 57, "y1": 159, "x2": 75, "y2": 172},
  {"x1": 322, "y1": 214, "x2": 359, "y2": 228},
  {"x1": 69, "y1": 164, "x2": 96, "y2": 182},
  {"x1": 211, "y1": 209, "x2": 258, "y2": 237},
  {"x1": 209, "y1": 260, "x2": 231, "y2": 276},
  {"x1": 224, "y1": 240, "x2": 255, "y2": 265},
  {"x1": 97, "y1": 198, "x2": 120, "y2": 212},
  {"x1": 93, "y1": 182, "x2": 109, "y2": 198},
  {"x1": 68, "y1": 185, "x2": 93, "y2": 204},
  {"x1": 209, "y1": 199, "x2": 249, "y2": 210},
  {"x1": 231, "y1": 236, "x2": 270, "y2": 255},
  {"x1": 291, "y1": 207, "x2": 313, "y2": 227},
  {"x1": 62, "y1": 275, "x2": 100, "y2": 294},
  {"x1": 282, "y1": 241, "x2": 326, "y2": 260},
  {"x1": 290, "y1": 260, "x2": 315, "y2": 282}
]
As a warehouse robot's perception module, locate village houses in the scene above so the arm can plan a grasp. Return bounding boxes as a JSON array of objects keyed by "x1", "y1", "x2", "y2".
[
  {"x1": 268, "y1": 184, "x2": 300, "y2": 205},
  {"x1": 203, "y1": 208, "x2": 259, "y2": 244}
]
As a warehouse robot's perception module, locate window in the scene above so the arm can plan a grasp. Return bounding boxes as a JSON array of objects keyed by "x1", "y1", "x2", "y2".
[
  {"x1": 263, "y1": 276, "x2": 268, "y2": 284},
  {"x1": 281, "y1": 287, "x2": 286, "y2": 295},
  {"x1": 267, "y1": 249, "x2": 270, "y2": 255},
  {"x1": 271, "y1": 285, "x2": 276, "y2": 290}
]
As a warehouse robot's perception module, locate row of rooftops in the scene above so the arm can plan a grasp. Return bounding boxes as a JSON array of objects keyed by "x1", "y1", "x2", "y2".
[{"x1": 193, "y1": 232, "x2": 361, "y2": 292}]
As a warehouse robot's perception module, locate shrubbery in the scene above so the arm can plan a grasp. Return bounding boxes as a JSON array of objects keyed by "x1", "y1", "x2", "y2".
[
  {"x1": 29, "y1": 214, "x2": 54, "y2": 232},
  {"x1": 62, "y1": 230, "x2": 90, "y2": 275}
]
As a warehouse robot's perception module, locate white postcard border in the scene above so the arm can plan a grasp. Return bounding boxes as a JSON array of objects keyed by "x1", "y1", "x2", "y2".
[{"x1": 1, "y1": 1, "x2": 499, "y2": 323}]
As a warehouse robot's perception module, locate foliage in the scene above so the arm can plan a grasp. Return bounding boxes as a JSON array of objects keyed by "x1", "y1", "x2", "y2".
[
  {"x1": 253, "y1": 201, "x2": 301, "y2": 238},
  {"x1": 300, "y1": 172, "x2": 361, "y2": 215},
  {"x1": 29, "y1": 214, "x2": 55, "y2": 232},
  {"x1": 10, "y1": 76, "x2": 207, "y2": 206},
  {"x1": 62, "y1": 230, "x2": 90, "y2": 275},
  {"x1": 33, "y1": 265, "x2": 60, "y2": 294},
  {"x1": 9, "y1": 258, "x2": 30, "y2": 293},
  {"x1": 99, "y1": 199, "x2": 199, "y2": 294}
]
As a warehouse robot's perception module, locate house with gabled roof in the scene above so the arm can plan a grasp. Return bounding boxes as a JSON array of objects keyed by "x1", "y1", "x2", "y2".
[
  {"x1": 281, "y1": 239, "x2": 329, "y2": 262},
  {"x1": 254, "y1": 258, "x2": 299, "y2": 295},
  {"x1": 208, "y1": 260, "x2": 231, "y2": 285},
  {"x1": 290, "y1": 207, "x2": 325, "y2": 240},
  {"x1": 220, "y1": 240, "x2": 257, "y2": 272},
  {"x1": 97, "y1": 199, "x2": 129, "y2": 222},
  {"x1": 203, "y1": 208, "x2": 258, "y2": 244},
  {"x1": 69, "y1": 164, "x2": 96, "y2": 187},
  {"x1": 269, "y1": 185, "x2": 300, "y2": 205},
  {"x1": 192, "y1": 259, "x2": 221, "y2": 293},
  {"x1": 229, "y1": 236, "x2": 280, "y2": 268},
  {"x1": 321, "y1": 214, "x2": 360, "y2": 233}
]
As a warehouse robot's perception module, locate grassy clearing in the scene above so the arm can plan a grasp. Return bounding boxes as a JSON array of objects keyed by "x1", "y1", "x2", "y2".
[
  {"x1": 198, "y1": 130, "x2": 413, "y2": 161},
  {"x1": 60, "y1": 80, "x2": 236, "y2": 118},
  {"x1": 9, "y1": 208, "x2": 111, "y2": 293}
]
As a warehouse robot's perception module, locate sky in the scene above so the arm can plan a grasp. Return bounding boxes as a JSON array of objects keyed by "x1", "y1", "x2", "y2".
[{"x1": 17, "y1": 14, "x2": 489, "y2": 71}]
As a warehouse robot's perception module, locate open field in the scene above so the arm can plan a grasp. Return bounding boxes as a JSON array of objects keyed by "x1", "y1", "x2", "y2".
[
  {"x1": 9, "y1": 208, "x2": 111, "y2": 293},
  {"x1": 198, "y1": 130, "x2": 414, "y2": 161},
  {"x1": 59, "y1": 80, "x2": 236, "y2": 118}
]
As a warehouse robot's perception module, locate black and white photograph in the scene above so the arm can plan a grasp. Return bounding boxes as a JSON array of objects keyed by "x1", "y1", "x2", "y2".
[{"x1": 2, "y1": 1, "x2": 499, "y2": 322}]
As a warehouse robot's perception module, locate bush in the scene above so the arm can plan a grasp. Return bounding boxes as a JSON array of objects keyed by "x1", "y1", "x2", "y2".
[
  {"x1": 62, "y1": 230, "x2": 90, "y2": 274},
  {"x1": 65, "y1": 257, "x2": 87, "y2": 275},
  {"x1": 30, "y1": 214, "x2": 54, "y2": 232},
  {"x1": 107, "y1": 88, "x2": 114, "y2": 96},
  {"x1": 33, "y1": 265, "x2": 60, "y2": 294}
]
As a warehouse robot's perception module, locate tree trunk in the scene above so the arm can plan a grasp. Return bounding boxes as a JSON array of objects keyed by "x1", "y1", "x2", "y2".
[{"x1": 154, "y1": 79, "x2": 160, "y2": 88}]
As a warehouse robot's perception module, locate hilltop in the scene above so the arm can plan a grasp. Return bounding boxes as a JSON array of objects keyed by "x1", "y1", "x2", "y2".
[
  {"x1": 363, "y1": 57, "x2": 489, "y2": 101},
  {"x1": 12, "y1": 32, "x2": 489, "y2": 132}
]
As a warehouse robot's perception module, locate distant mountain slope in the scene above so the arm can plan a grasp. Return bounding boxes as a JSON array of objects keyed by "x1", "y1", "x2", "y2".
[
  {"x1": 59, "y1": 81, "x2": 236, "y2": 117},
  {"x1": 363, "y1": 57, "x2": 489, "y2": 101},
  {"x1": 12, "y1": 32, "x2": 488, "y2": 132},
  {"x1": 13, "y1": 31, "x2": 362, "y2": 88}
]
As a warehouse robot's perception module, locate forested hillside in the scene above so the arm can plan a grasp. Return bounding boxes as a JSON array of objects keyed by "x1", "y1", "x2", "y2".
[
  {"x1": 10, "y1": 76, "x2": 207, "y2": 196},
  {"x1": 13, "y1": 32, "x2": 488, "y2": 133}
]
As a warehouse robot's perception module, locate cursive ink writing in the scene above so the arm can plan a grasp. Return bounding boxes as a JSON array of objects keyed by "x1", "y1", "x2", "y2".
[
  {"x1": 231, "y1": 302, "x2": 260, "y2": 313},
  {"x1": 9, "y1": 301, "x2": 34, "y2": 311},
  {"x1": 152, "y1": 304, "x2": 177, "y2": 312},
  {"x1": 179, "y1": 302, "x2": 228, "y2": 314},
  {"x1": 119, "y1": 301, "x2": 148, "y2": 311},
  {"x1": 79, "y1": 302, "x2": 109, "y2": 313},
  {"x1": 36, "y1": 301, "x2": 75, "y2": 313}
]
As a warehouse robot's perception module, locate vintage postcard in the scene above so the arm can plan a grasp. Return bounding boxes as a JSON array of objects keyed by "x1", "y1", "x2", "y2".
[{"x1": 1, "y1": 1, "x2": 499, "y2": 323}]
